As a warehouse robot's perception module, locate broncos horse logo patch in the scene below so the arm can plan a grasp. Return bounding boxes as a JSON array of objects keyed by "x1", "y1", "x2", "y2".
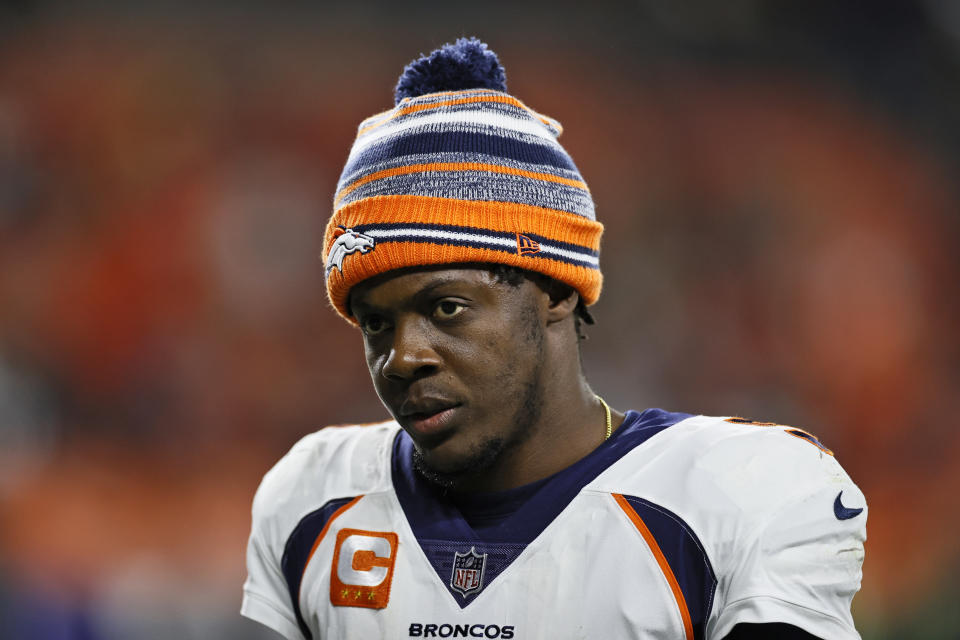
[{"x1": 326, "y1": 227, "x2": 375, "y2": 278}]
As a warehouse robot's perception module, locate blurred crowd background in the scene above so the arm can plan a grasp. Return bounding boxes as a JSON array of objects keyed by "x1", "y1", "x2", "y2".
[{"x1": 0, "y1": 1, "x2": 957, "y2": 638}]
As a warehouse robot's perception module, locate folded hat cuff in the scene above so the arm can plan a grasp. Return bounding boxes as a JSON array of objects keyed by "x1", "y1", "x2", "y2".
[{"x1": 324, "y1": 194, "x2": 603, "y2": 323}]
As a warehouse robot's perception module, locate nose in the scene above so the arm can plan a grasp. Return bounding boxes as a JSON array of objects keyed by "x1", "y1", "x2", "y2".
[{"x1": 380, "y1": 318, "x2": 441, "y2": 381}]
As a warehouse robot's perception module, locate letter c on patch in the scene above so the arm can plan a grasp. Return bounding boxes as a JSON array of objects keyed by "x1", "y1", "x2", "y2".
[{"x1": 330, "y1": 528, "x2": 399, "y2": 609}]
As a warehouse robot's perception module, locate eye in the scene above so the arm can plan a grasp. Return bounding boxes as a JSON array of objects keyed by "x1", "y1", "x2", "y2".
[
  {"x1": 360, "y1": 315, "x2": 391, "y2": 337},
  {"x1": 433, "y1": 299, "x2": 466, "y2": 320}
]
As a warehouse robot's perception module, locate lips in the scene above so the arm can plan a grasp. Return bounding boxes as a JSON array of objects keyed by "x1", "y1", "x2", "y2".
[
  {"x1": 398, "y1": 397, "x2": 458, "y2": 418},
  {"x1": 397, "y1": 397, "x2": 461, "y2": 439}
]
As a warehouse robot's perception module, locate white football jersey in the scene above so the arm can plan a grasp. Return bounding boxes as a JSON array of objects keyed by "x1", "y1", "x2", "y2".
[{"x1": 242, "y1": 409, "x2": 866, "y2": 640}]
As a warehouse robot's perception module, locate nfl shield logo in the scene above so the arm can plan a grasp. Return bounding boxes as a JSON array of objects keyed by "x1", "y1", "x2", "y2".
[{"x1": 450, "y1": 547, "x2": 487, "y2": 596}]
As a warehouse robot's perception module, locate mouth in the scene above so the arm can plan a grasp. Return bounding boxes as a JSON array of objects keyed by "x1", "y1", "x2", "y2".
[{"x1": 398, "y1": 399, "x2": 461, "y2": 440}]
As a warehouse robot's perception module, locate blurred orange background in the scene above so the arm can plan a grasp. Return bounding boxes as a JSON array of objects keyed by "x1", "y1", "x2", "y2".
[{"x1": 0, "y1": 2, "x2": 957, "y2": 638}]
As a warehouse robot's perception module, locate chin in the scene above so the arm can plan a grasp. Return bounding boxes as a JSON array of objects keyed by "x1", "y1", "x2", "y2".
[{"x1": 412, "y1": 437, "x2": 506, "y2": 489}]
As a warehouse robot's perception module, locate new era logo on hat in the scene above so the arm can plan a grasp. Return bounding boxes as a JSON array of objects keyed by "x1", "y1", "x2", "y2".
[{"x1": 516, "y1": 233, "x2": 541, "y2": 256}]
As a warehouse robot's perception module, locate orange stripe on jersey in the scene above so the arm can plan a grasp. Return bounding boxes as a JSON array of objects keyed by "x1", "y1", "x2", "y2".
[
  {"x1": 334, "y1": 162, "x2": 589, "y2": 208},
  {"x1": 613, "y1": 493, "x2": 694, "y2": 640},
  {"x1": 785, "y1": 428, "x2": 835, "y2": 456},
  {"x1": 301, "y1": 496, "x2": 363, "y2": 584},
  {"x1": 724, "y1": 417, "x2": 835, "y2": 456}
]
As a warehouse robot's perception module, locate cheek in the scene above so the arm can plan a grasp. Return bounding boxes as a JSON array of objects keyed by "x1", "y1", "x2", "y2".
[
  {"x1": 448, "y1": 327, "x2": 504, "y2": 366},
  {"x1": 455, "y1": 333, "x2": 532, "y2": 390}
]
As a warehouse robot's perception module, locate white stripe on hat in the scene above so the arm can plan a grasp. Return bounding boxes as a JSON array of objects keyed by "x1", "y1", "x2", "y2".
[
  {"x1": 349, "y1": 109, "x2": 564, "y2": 160},
  {"x1": 364, "y1": 227, "x2": 600, "y2": 267}
]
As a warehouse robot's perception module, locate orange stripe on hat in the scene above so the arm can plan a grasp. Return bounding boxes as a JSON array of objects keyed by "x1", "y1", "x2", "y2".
[
  {"x1": 357, "y1": 93, "x2": 555, "y2": 137},
  {"x1": 398, "y1": 87, "x2": 502, "y2": 101},
  {"x1": 613, "y1": 493, "x2": 694, "y2": 640},
  {"x1": 334, "y1": 162, "x2": 589, "y2": 208},
  {"x1": 326, "y1": 240, "x2": 601, "y2": 322},
  {"x1": 324, "y1": 195, "x2": 603, "y2": 321},
  {"x1": 329, "y1": 195, "x2": 602, "y2": 252}
]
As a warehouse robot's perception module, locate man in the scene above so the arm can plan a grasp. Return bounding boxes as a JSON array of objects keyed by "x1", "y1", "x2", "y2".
[{"x1": 242, "y1": 38, "x2": 866, "y2": 640}]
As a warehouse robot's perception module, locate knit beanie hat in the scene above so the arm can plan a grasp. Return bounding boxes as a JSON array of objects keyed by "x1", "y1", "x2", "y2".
[{"x1": 323, "y1": 38, "x2": 603, "y2": 321}]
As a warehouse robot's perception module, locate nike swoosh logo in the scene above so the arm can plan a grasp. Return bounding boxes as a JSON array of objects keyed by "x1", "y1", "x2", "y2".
[{"x1": 834, "y1": 491, "x2": 863, "y2": 520}]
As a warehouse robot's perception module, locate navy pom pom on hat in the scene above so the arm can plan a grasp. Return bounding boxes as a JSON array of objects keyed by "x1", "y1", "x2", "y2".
[
  {"x1": 323, "y1": 37, "x2": 603, "y2": 322},
  {"x1": 394, "y1": 37, "x2": 507, "y2": 103}
]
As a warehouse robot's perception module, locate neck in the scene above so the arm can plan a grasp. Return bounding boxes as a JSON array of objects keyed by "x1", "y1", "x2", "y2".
[{"x1": 451, "y1": 371, "x2": 621, "y2": 493}]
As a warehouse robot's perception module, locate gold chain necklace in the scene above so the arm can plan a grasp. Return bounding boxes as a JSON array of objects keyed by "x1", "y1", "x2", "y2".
[{"x1": 597, "y1": 396, "x2": 612, "y2": 440}]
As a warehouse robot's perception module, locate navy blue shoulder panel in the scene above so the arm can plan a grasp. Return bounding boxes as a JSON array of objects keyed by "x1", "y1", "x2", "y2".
[
  {"x1": 280, "y1": 497, "x2": 357, "y2": 640},
  {"x1": 619, "y1": 495, "x2": 717, "y2": 640},
  {"x1": 392, "y1": 408, "x2": 695, "y2": 608}
]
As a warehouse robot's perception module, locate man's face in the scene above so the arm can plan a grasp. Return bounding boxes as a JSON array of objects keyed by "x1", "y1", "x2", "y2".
[{"x1": 350, "y1": 266, "x2": 548, "y2": 487}]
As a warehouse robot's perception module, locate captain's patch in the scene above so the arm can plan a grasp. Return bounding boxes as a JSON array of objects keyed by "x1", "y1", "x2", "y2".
[{"x1": 330, "y1": 528, "x2": 398, "y2": 609}]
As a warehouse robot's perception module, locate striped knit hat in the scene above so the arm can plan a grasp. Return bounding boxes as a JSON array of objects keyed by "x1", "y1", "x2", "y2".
[{"x1": 323, "y1": 38, "x2": 602, "y2": 321}]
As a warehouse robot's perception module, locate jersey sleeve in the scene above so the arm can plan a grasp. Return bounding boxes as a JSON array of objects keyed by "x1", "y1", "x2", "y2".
[
  {"x1": 709, "y1": 430, "x2": 867, "y2": 640},
  {"x1": 239, "y1": 422, "x2": 398, "y2": 640},
  {"x1": 241, "y1": 526, "x2": 302, "y2": 639},
  {"x1": 240, "y1": 462, "x2": 304, "y2": 640}
]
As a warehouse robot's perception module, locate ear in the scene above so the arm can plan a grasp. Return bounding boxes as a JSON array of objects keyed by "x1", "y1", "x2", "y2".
[{"x1": 545, "y1": 286, "x2": 580, "y2": 325}]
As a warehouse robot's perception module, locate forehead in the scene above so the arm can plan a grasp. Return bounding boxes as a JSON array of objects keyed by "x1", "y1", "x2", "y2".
[{"x1": 349, "y1": 266, "x2": 503, "y2": 311}]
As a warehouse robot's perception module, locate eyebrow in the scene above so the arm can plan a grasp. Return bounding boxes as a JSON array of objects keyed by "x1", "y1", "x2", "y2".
[
  {"x1": 414, "y1": 274, "x2": 476, "y2": 296},
  {"x1": 352, "y1": 272, "x2": 487, "y2": 316}
]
